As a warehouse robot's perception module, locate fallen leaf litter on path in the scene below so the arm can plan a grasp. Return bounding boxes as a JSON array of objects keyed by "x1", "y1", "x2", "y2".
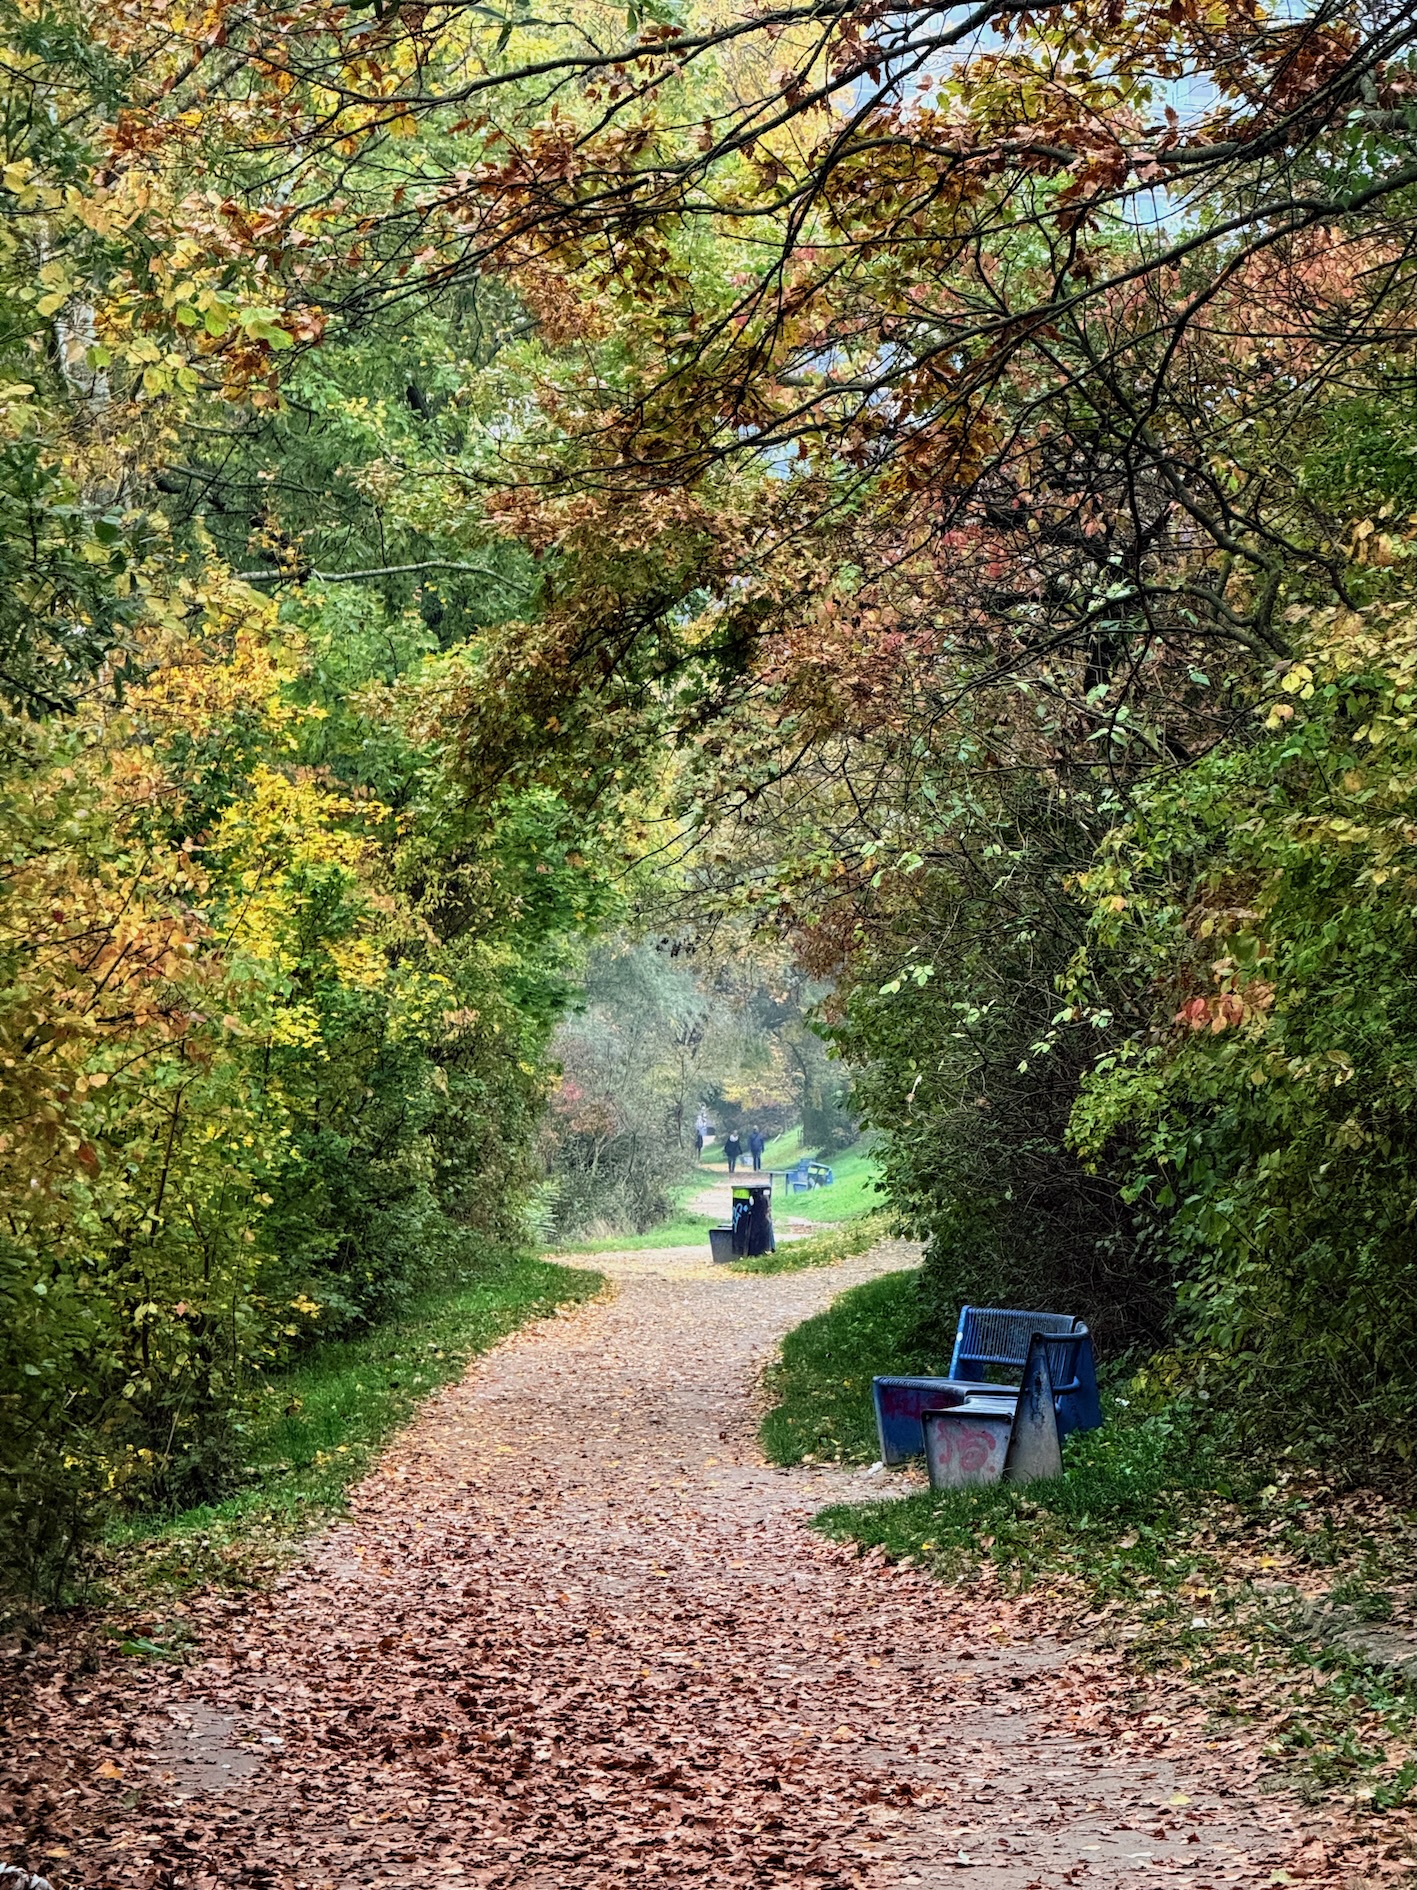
[{"x1": 3, "y1": 1244, "x2": 1409, "y2": 1888}]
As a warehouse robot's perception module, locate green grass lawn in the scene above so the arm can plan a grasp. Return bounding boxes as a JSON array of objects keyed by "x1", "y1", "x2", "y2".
[
  {"x1": 104, "y1": 1254, "x2": 601, "y2": 1594},
  {"x1": 777, "y1": 1138, "x2": 884, "y2": 1222},
  {"x1": 551, "y1": 1212, "x2": 718, "y2": 1254},
  {"x1": 759, "y1": 1265, "x2": 939, "y2": 1463},
  {"x1": 761, "y1": 1125, "x2": 807, "y2": 1166},
  {"x1": 699, "y1": 1128, "x2": 883, "y2": 1223}
]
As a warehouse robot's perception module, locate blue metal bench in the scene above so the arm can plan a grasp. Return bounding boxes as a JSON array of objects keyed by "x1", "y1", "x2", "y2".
[
  {"x1": 948, "y1": 1305, "x2": 1100, "y2": 1444},
  {"x1": 765, "y1": 1159, "x2": 836, "y2": 1194},
  {"x1": 872, "y1": 1305, "x2": 1100, "y2": 1466}
]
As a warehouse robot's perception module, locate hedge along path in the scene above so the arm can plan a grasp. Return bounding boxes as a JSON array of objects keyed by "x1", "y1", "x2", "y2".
[{"x1": 4, "y1": 1245, "x2": 1362, "y2": 1889}]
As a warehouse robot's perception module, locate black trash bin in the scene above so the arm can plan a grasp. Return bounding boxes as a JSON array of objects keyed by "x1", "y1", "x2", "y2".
[{"x1": 730, "y1": 1178, "x2": 775, "y2": 1257}]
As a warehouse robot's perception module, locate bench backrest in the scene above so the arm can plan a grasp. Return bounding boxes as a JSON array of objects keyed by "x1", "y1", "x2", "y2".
[
  {"x1": 948, "y1": 1304, "x2": 1101, "y2": 1440},
  {"x1": 949, "y1": 1305, "x2": 1083, "y2": 1381}
]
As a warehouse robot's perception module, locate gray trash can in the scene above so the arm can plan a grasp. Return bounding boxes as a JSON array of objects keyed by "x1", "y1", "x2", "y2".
[{"x1": 708, "y1": 1225, "x2": 735, "y2": 1264}]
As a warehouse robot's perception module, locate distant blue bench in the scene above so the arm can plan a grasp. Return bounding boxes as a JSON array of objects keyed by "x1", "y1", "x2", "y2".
[
  {"x1": 872, "y1": 1306, "x2": 1101, "y2": 1480},
  {"x1": 770, "y1": 1160, "x2": 836, "y2": 1193}
]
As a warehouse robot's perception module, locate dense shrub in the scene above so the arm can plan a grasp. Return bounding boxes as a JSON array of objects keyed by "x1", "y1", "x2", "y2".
[
  {"x1": 0, "y1": 588, "x2": 601, "y2": 1599},
  {"x1": 1068, "y1": 606, "x2": 1417, "y2": 1458},
  {"x1": 827, "y1": 786, "x2": 1165, "y2": 1358}
]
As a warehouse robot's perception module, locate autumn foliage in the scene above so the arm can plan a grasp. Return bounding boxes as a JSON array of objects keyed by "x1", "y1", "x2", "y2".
[{"x1": 2, "y1": 0, "x2": 1416, "y2": 1595}]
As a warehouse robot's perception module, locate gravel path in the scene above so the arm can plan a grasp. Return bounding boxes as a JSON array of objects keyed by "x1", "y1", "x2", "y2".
[{"x1": 4, "y1": 1244, "x2": 1347, "y2": 1888}]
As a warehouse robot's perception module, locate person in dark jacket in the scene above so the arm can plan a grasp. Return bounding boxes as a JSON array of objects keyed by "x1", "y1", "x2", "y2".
[
  {"x1": 723, "y1": 1130, "x2": 742, "y2": 1174},
  {"x1": 747, "y1": 1126, "x2": 766, "y2": 1171}
]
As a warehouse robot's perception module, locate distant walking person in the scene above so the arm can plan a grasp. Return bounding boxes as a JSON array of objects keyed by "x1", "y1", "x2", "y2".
[
  {"x1": 723, "y1": 1130, "x2": 742, "y2": 1175},
  {"x1": 747, "y1": 1126, "x2": 765, "y2": 1171},
  {"x1": 694, "y1": 1125, "x2": 704, "y2": 1159}
]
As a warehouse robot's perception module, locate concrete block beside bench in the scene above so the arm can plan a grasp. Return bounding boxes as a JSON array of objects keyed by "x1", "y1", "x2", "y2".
[{"x1": 871, "y1": 1304, "x2": 1101, "y2": 1484}]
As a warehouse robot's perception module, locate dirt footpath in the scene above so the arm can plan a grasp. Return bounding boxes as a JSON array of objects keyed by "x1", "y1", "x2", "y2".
[{"x1": 2, "y1": 1246, "x2": 1354, "y2": 1888}]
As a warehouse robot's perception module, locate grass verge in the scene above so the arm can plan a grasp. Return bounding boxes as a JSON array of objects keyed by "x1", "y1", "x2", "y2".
[
  {"x1": 698, "y1": 1129, "x2": 883, "y2": 1222},
  {"x1": 730, "y1": 1211, "x2": 892, "y2": 1278},
  {"x1": 779, "y1": 1138, "x2": 884, "y2": 1222},
  {"x1": 818, "y1": 1426, "x2": 1417, "y2": 1816},
  {"x1": 100, "y1": 1253, "x2": 602, "y2": 1600},
  {"x1": 549, "y1": 1213, "x2": 717, "y2": 1254},
  {"x1": 758, "y1": 1263, "x2": 938, "y2": 1460},
  {"x1": 757, "y1": 1268, "x2": 1417, "y2": 1817}
]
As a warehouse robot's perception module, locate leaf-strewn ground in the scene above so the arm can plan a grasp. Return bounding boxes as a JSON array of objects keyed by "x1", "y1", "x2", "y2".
[{"x1": 3, "y1": 1246, "x2": 1408, "y2": 1888}]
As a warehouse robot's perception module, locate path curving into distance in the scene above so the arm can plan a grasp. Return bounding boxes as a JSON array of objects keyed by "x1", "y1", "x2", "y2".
[{"x1": 6, "y1": 1244, "x2": 1338, "y2": 1888}]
